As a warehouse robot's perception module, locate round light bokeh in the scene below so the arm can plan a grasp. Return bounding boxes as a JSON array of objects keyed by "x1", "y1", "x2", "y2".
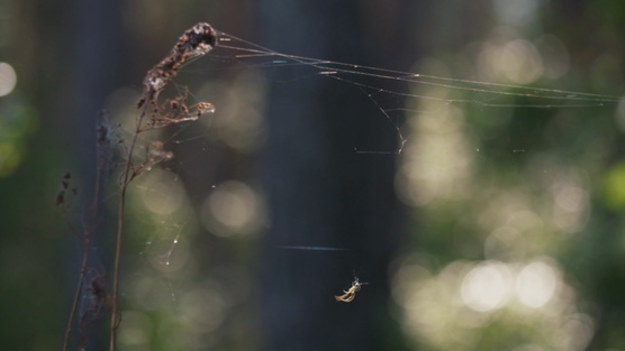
[{"x1": 0, "y1": 62, "x2": 17, "y2": 97}]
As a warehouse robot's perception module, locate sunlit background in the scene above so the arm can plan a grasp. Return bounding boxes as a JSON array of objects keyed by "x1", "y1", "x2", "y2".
[{"x1": 2, "y1": 1, "x2": 625, "y2": 350}]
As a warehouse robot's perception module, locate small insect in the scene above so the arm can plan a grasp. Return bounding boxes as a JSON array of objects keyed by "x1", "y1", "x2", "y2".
[{"x1": 334, "y1": 277, "x2": 368, "y2": 303}]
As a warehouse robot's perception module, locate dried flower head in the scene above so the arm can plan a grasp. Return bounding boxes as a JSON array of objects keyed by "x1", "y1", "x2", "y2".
[{"x1": 140, "y1": 22, "x2": 217, "y2": 106}]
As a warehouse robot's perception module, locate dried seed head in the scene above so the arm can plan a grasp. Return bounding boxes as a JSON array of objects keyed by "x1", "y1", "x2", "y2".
[{"x1": 142, "y1": 22, "x2": 217, "y2": 102}]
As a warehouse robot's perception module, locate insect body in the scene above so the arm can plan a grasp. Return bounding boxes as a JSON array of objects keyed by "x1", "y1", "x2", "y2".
[{"x1": 334, "y1": 277, "x2": 368, "y2": 303}]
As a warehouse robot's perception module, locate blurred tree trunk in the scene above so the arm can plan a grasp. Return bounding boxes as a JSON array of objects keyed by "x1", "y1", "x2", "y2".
[
  {"x1": 59, "y1": 0, "x2": 125, "y2": 349},
  {"x1": 257, "y1": 1, "x2": 418, "y2": 350},
  {"x1": 61, "y1": 0, "x2": 125, "y2": 183}
]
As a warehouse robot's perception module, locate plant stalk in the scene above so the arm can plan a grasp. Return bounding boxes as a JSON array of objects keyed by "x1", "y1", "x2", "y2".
[{"x1": 108, "y1": 111, "x2": 146, "y2": 351}]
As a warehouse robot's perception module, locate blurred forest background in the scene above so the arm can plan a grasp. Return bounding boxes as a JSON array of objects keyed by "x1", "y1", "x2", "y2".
[{"x1": 1, "y1": 0, "x2": 625, "y2": 350}]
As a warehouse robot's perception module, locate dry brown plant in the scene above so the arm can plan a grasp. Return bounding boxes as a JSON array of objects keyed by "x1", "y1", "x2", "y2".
[{"x1": 61, "y1": 22, "x2": 217, "y2": 351}]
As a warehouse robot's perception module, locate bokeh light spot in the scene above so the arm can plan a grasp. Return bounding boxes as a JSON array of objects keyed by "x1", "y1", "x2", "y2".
[
  {"x1": 119, "y1": 311, "x2": 151, "y2": 347},
  {"x1": 138, "y1": 169, "x2": 187, "y2": 215},
  {"x1": 461, "y1": 261, "x2": 513, "y2": 312},
  {"x1": 475, "y1": 28, "x2": 546, "y2": 84},
  {"x1": 601, "y1": 162, "x2": 625, "y2": 210},
  {"x1": 180, "y1": 287, "x2": 226, "y2": 333},
  {"x1": 515, "y1": 260, "x2": 559, "y2": 308},
  {"x1": 200, "y1": 180, "x2": 264, "y2": 237},
  {"x1": 0, "y1": 62, "x2": 17, "y2": 97}
]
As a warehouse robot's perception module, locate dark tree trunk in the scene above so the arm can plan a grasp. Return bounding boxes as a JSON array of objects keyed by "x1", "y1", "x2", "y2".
[
  {"x1": 61, "y1": 0, "x2": 125, "y2": 181},
  {"x1": 257, "y1": 1, "x2": 418, "y2": 350},
  {"x1": 59, "y1": 0, "x2": 125, "y2": 349}
]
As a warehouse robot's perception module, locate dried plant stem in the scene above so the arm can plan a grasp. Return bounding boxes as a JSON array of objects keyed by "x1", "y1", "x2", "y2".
[
  {"x1": 62, "y1": 239, "x2": 89, "y2": 351},
  {"x1": 108, "y1": 191, "x2": 124, "y2": 351},
  {"x1": 108, "y1": 184, "x2": 125, "y2": 351},
  {"x1": 108, "y1": 22, "x2": 216, "y2": 351},
  {"x1": 60, "y1": 22, "x2": 216, "y2": 351},
  {"x1": 109, "y1": 110, "x2": 146, "y2": 351}
]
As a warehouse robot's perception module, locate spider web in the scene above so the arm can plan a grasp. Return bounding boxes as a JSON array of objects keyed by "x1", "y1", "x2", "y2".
[
  {"x1": 124, "y1": 23, "x2": 621, "y2": 289},
  {"x1": 179, "y1": 30, "x2": 619, "y2": 155},
  {"x1": 213, "y1": 30, "x2": 617, "y2": 106},
  {"x1": 110, "y1": 28, "x2": 621, "y2": 350}
]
